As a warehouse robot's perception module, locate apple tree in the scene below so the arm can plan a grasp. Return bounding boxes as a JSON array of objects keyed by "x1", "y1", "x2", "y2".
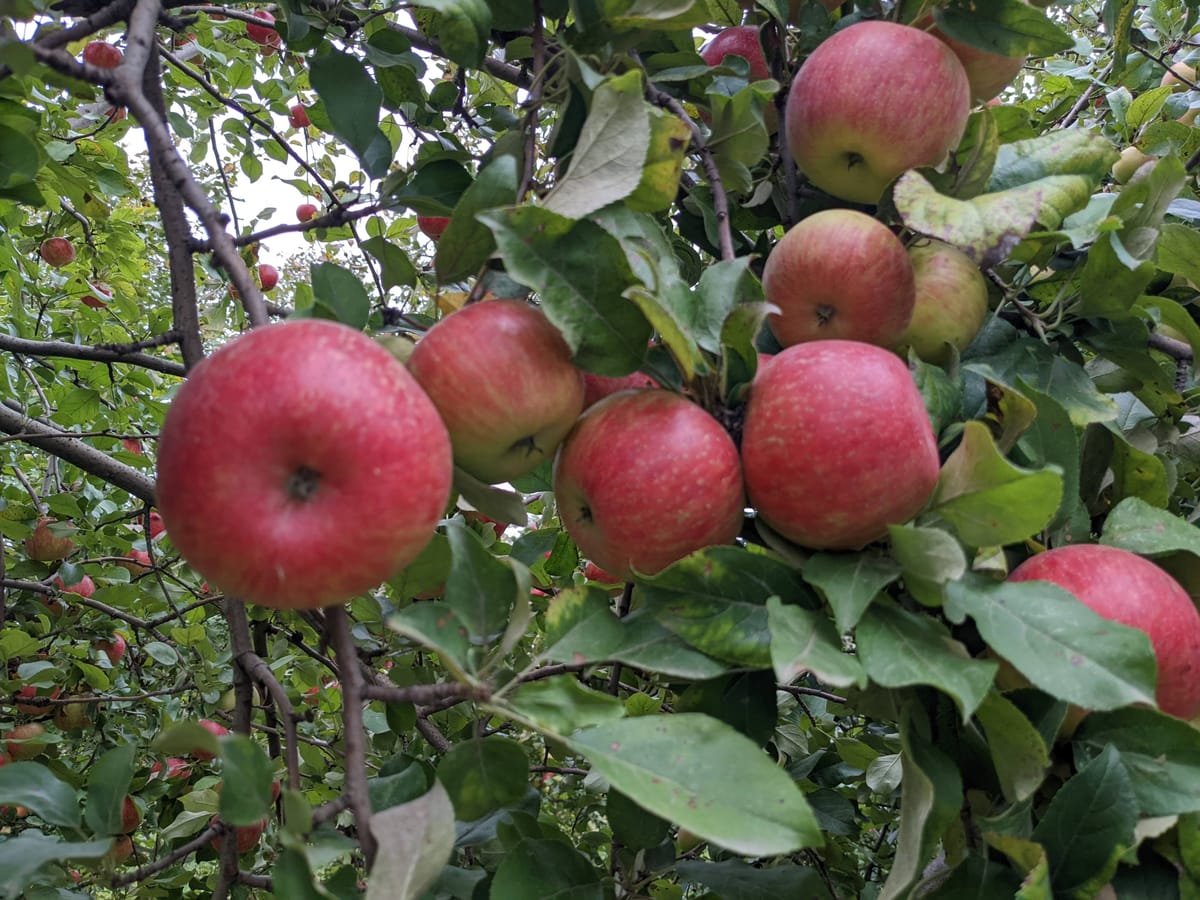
[{"x1": 2, "y1": 0, "x2": 1200, "y2": 897}]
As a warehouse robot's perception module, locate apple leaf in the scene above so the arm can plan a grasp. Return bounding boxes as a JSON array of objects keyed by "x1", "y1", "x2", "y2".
[
  {"x1": 1101, "y1": 496, "x2": 1200, "y2": 556},
  {"x1": 434, "y1": 155, "x2": 519, "y2": 284},
  {"x1": 931, "y1": 420, "x2": 1063, "y2": 547},
  {"x1": 675, "y1": 859, "x2": 832, "y2": 899},
  {"x1": 367, "y1": 780, "x2": 456, "y2": 900},
  {"x1": 452, "y1": 467, "x2": 528, "y2": 527},
  {"x1": 975, "y1": 691, "x2": 1050, "y2": 804},
  {"x1": 479, "y1": 206, "x2": 652, "y2": 376},
  {"x1": 988, "y1": 129, "x2": 1118, "y2": 192},
  {"x1": 0, "y1": 761, "x2": 81, "y2": 828},
  {"x1": 444, "y1": 522, "x2": 521, "y2": 644},
  {"x1": 934, "y1": 0, "x2": 1073, "y2": 58},
  {"x1": 504, "y1": 676, "x2": 626, "y2": 734},
  {"x1": 271, "y1": 849, "x2": 337, "y2": 900},
  {"x1": 1140, "y1": 294, "x2": 1200, "y2": 364},
  {"x1": 389, "y1": 532, "x2": 450, "y2": 600},
  {"x1": 856, "y1": 600, "x2": 996, "y2": 721},
  {"x1": 1157, "y1": 223, "x2": 1200, "y2": 287},
  {"x1": 436, "y1": 736, "x2": 529, "y2": 822},
  {"x1": 218, "y1": 734, "x2": 276, "y2": 827},
  {"x1": 1013, "y1": 381, "x2": 1081, "y2": 532},
  {"x1": 409, "y1": 0, "x2": 490, "y2": 67},
  {"x1": 1075, "y1": 233, "x2": 1157, "y2": 320},
  {"x1": 966, "y1": 353, "x2": 1118, "y2": 428},
  {"x1": 1109, "y1": 432, "x2": 1170, "y2": 509},
  {"x1": 801, "y1": 552, "x2": 901, "y2": 633},
  {"x1": 0, "y1": 833, "x2": 114, "y2": 900},
  {"x1": 389, "y1": 159, "x2": 473, "y2": 215},
  {"x1": 360, "y1": 236, "x2": 417, "y2": 290},
  {"x1": 1032, "y1": 745, "x2": 1137, "y2": 894},
  {"x1": 610, "y1": 0, "x2": 713, "y2": 29},
  {"x1": 626, "y1": 106, "x2": 692, "y2": 212},
  {"x1": 767, "y1": 598, "x2": 867, "y2": 689},
  {"x1": 490, "y1": 839, "x2": 604, "y2": 900},
  {"x1": 894, "y1": 169, "x2": 1094, "y2": 268},
  {"x1": 543, "y1": 71, "x2": 650, "y2": 220},
  {"x1": 310, "y1": 262, "x2": 370, "y2": 330},
  {"x1": 695, "y1": 256, "x2": 759, "y2": 351},
  {"x1": 308, "y1": 51, "x2": 392, "y2": 178},
  {"x1": 888, "y1": 524, "x2": 968, "y2": 607},
  {"x1": 1074, "y1": 707, "x2": 1200, "y2": 816},
  {"x1": 706, "y1": 83, "x2": 773, "y2": 194},
  {"x1": 608, "y1": 612, "x2": 729, "y2": 680},
  {"x1": 84, "y1": 744, "x2": 135, "y2": 836},
  {"x1": 944, "y1": 576, "x2": 1158, "y2": 711},
  {"x1": 567, "y1": 713, "x2": 822, "y2": 856},
  {"x1": 388, "y1": 602, "x2": 473, "y2": 679},
  {"x1": 623, "y1": 280, "x2": 707, "y2": 382}
]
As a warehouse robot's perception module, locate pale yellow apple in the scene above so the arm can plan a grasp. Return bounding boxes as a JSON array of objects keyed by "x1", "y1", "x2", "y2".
[
  {"x1": 1161, "y1": 61, "x2": 1197, "y2": 90},
  {"x1": 1111, "y1": 146, "x2": 1154, "y2": 184},
  {"x1": 894, "y1": 239, "x2": 989, "y2": 366}
]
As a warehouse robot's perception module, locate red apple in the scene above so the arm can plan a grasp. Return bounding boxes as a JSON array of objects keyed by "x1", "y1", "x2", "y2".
[
  {"x1": 894, "y1": 239, "x2": 989, "y2": 365},
  {"x1": 150, "y1": 757, "x2": 192, "y2": 780},
  {"x1": 193, "y1": 719, "x2": 229, "y2": 761},
  {"x1": 700, "y1": 26, "x2": 771, "y2": 81},
  {"x1": 25, "y1": 518, "x2": 76, "y2": 561},
  {"x1": 922, "y1": 19, "x2": 1025, "y2": 102},
  {"x1": 245, "y1": 10, "x2": 280, "y2": 48},
  {"x1": 582, "y1": 371, "x2": 658, "y2": 410},
  {"x1": 54, "y1": 698, "x2": 94, "y2": 732},
  {"x1": 786, "y1": 22, "x2": 971, "y2": 204},
  {"x1": 81, "y1": 283, "x2": 112, "y2": 309},
  {"x1": 104, "y1": 106, "x2": 128, "y2": 122},
  {"x1": 741, "y1": 341, "x2": 940, "y2": 549},
  {"x1": 582, "y1": 560, "x2": 622, "y2": 585},
  {"x1": 53, "y1": 573, "x2": 95, "y2": 598},
  {"x1": 82, "y1": 41, "x2": 122, "y2": 69},
  {"x1": 408, "y1": 300, "x2": 584, "y2": 484},
  {"x1": 16, "y1": 685, "x2": 60, "y2": 716},
  {"x1": 5, "y1": 723, "x2": 49, "y2": 760},
  {"x1": 762, "y1": 209, "x2": 915, "y2": 348},
  {"x1": 417, "y1": 215, "x2": 451, "y2": 241},
  {"x1": 121, "y1": 438, "x2": 143, "y2": 454},
  {"x1": 95, "y1": 632, "x2": 128, "y2": 665},
  {"x1": 296, "y1": 203, "x2": 318, "y2": 222},
  {"x1": 118, "y1": 548, "x2": 153, "y2": 575},
  {"x1": 39, "y1": 237, "x2": 76, "y2": 268},
  {"x1": 288, "y1": 103, "x2": 310, "y2": 128},
  {"x1": 144, "y1": 511, "x2": 166, "y2": 539},
  {"x1": 554, "y1": 390, "x2": 745, "y2": 581},
  {"x1": 156, "y1": 319, "x2": 452, "y2": 609},
  {"x1": 1008, "y1": 544, "x2": 1200, "y2": 720},
  {"x1": 462, "y1": 510, "x2": 510, "y2": 538},
  {"x1": 258, "y1": 264, "x2": 279, "y2": 291},
  {"x1": 120, "y1": 796, "x2": 140, "y2": 834},
  {"x1": 109, "y1": 835, "x2": 134, "y2": 863},
  {"x1": 209, "y1": 815, "x2": 266, "y2": 854}
]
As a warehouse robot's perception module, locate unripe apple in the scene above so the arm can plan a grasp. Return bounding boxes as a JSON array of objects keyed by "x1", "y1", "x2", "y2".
[
  {"x1": 296, "y1": 203, "x2": 318, "y2": 222},
  {"x1": 54, "y1": 698, "x2": 94, "y2": 732},
  {"x1": 53, "y1": 573, "x2": 96, "y2": 598},
  {"x1": 288, "y1": 103, "x2": 310, "y2": 128},
  {"x1": 5, "y1": 723, "x2": 49, "y2": 760},
  {"x1": 417, "y1": 215, "x2": 451, "y2": 241},
  {"x1": 894, "y1": 239, "x2": 990, "y2": 366},
  {"x1": 1112, "y1": 146, "x2": 1154, "y2": 184},
  {"x1": 1161, "y1": 61, "x2": 1197, "y2": 90},
  {"x1": 39, "y1": 237, "x2": 76, "y2": 268},
  {"x1": 82, "y1": 41, "x2": 122, "y2": 69},
  {"x1": 120, "y1": 795, "x2": 140, "y2": 834},
  {"x1": 25, "y1": 518, "x2": 76, "y2": 561},
  {"x1": 258, "y1": 264, "x2": 279, "y2": 291},
  {"x1": 209, "y1": 815, "x2": 266, "y2": 854}
]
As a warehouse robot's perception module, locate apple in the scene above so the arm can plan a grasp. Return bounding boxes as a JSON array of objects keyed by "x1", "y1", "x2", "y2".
[
  {"x1": 104, "y1": 106, "x2": 128, "y2": 122},
  {"x1": 1180, "y1": 106, "x2": 1199, "y2": 127},
  {"x1": 1007, "y1": 544, "x2": 1200, "y2": 720},
  {"x1": 582, "y1": 560, "x2": 622, "y2": 585},
  {"x1": 192, "y1": 719, "x2": 229, "y2": 761},
  {"x1": 554, "y1": 390, "x2": 745, "y2": 581},
  {"x1": 156, "y1": 319, "x2": 452, "y2": 610},
  {"x1": 408, "y1": 300, "x2": 584, "y2": 484},
  {"x1": 894, "y1": 239, "x2": 990, "y2": 365},
  {"x1": 109, "y1": 835, "x2": 134, "y2": 864},
  {"x1": 25, "y1": 517, "x2": 76, "y2": 561},
  {"x1": 258, "y1": 264, "x2": 279, "y2": 291},
  {"x1": 143, "y1": 510, "x2": 166, "y2": 539},
  {"x1": 922, "y1": 20, "x2": 1026, "y2": 102},
  {"x1": 120, "y1": 796, "x2": 140, "y2": 833},
  {"x1": 463, "y1": 510, "x2": 510, "y2": 538},
  {"x1": 54, "y1": 698, "x2": 94, "y2": 732},
  {"x1": 1161, "y1": 61, "x2": 1197, "y2": 90},
  {"x1": 786, "y1": 21, "x2": 971, "y2": 205},
  {"x1": 245, "y1": 10, "x2": 280, "y2": 49},
  {"x1": 1112, "y1": 146, "x2": 1155, "y2": 184},
  {"x1": 296, "y1": 203, "x2": 318, "y2": 222},
  {"x1": 700, "y1": 26, "x2": 771, "y2": 81},
  {"x1": 95, "y1": 632, "x2": 127, "y2": 665},
  {"x1": 118, "y1": 548, "x2": 153, "y2": 575},
  {"x1": 82, "y1": 41, "x2": 122, "y2": 69},
  {"x1": 150, "y1": 757, "x2": 192, "y2": 780},
  {"x1": 417, "y1": 215, "x2": 451, "y2": 241},
  {"x1": 16, "y1": 685, "x2": 60, "y2": 716},
  {"x1": 5, "y1": 723, "x2": 49, "y2": 760},
  {"x1": 53, "y1": 573, "x2": 96, "y2": 598},
  {"x1": 81, "y1": 283, "x2": 112, "y2": 309},
  {"x1": 288, "y1": 103, "x2": 310, "y2": 128},
  {"x1": 582, "y1": 371, "x2": 658, "y2": 410},
  {"x1": 209, "y1": 815, "x2": 266, "y2": 854},
  {"x1": 121, "y1": 438, "x2": 143, "y2": 454},
  {"x1": 39, "y1": 237, "x2": 76, "y2": 268},
  {"x1": 762, "y1": 209, "x2": 915, "y2": 348},
  {"x1": 741, "y1": 341, "x2": 940, "y2": 549}
]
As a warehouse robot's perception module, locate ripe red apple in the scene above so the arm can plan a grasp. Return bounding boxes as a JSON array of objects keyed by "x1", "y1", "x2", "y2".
[
  {"x1": 288, "y1": 103, "x2": 310, "y2": 128},
  {"x1": 120, "y1": 796, "x2": 140, "y2": 834},
  {"x1": 121, "y1": 438, "x2": 143, "y2": 454},
  {"x1": 258, "y1": 264, "x2": 279, "y2": 291},
  {"x1": 53, "y1": 573, "x2": 95, "y2": 598},
  {"x1": 554, "y1": 390, "x2": 745, "y2": 581},
  {"x1": 1008, "y1": 544, "x2": 1200, "y2": 720},
  {"x1": 582, "y1": 371, "x2": 658, "y2": 410},
  {"x1": 894, "y1": 239, "x2": 990, "y2": 365},
  {"x1": 5, "y1": 723, "x2": 49, "y2": 760},
  {"x1": 923, "y1": 21, "x2": 1025, "y2": 102},
  {"x1": 462, "y1": 510, "x2": 509, "y2": 538},
  {"x1": 109, "y1": 835, "x2": 134, "y2": 864},
  {"x1": 582, "y1": 561, "x2": 622, "y2": 585},
  {"x1": 762, "y1": 209, "x2": 915, "y2": 348},
  {"x1": 143, "y1": 511, "x2": 166, "y2": 539},
  {"x1": 25, "y1": 518, "x2": 76, "y2": 561},
  {"x1": 408, "y1": 300, "x2": 584, "y2": 485},
  {"x1": 786, "y1": 21, "x2": 971, "y2": 204},
  {"x1": 118, "y1": 548, "x2": 153, "y2": 575},
  {"x1": 16, "y1": 685, "x2": 60, "y2": 716},
  {"x1": 150, "y1": 757, "x2": 192, "y2": 780},
  {"x1": 54, "y1": 698, "x2": 94, "y2": 732},
  {"x1": 700, "y1": 26, "x2": 771, "y2": 80},
  {"x1": 209, "y1": 815, "x2": 266, "y2": 854},
  {"x1": 156, "y1": 319, "x2": 452, "y2": 609},
  {"x1": 417, "y1": 215, "x2": 451, "y2": 241},
  {"x1": 741, "y1": 341, "x2": 940, "y2": 549},
  {"x1": 81, "y1": 283, "x2": 112, "y2": 309},
  {"x1": 192, "y1": 719, "x2": 229, "y2": 761},
  {"x1": 245, "y1": 10, "x2": 280, "y2": 48},
  {"x1": 95, "y1": 632, "x2": 127, "y2": 665},
  {"x1": 82, "y1": 41, "x2": 122, "y2": 69},
  {"x1": 296, "y1": 203, "x2": 318, "y2": 222},
  {"x1": 39, "y1": 237, "x2": 76, "y2": 268}
]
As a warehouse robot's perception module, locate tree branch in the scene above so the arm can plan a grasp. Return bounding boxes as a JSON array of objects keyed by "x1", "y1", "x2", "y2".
[{"x1": 0, "y1": 333, "x2": 185, "y2": 376}]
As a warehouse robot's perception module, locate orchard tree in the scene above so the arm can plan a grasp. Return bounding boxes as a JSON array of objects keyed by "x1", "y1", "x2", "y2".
[{"x1": 2, "y1": 0, "x2": 1200, "y2": 897}]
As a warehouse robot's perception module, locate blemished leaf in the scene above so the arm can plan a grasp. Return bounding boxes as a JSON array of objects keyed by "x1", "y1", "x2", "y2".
[
  {"x1": 444, "y1": 521, "x2": 519, "y2": 643},
  {"x1": 490, "y1": 839, "x2": 604, "y2": 900},
  {"x1": 975, "y1": 691, "x2": 1049, "y2": 804},
  {"x1": 84, "y1": 744, "x2": 135, "y2": 836},
  {"x1": 1109, "y1": 432, "x2": 1170, "y2": 509},
  {"x1": 310, "y1": 262, "x2": 370, "y2": 330},
  {"x1": 675, "y1": 859, "x2": 832, "y2": 899},
  {"x1": 944, "y1": 576, "x2": 1158, "y2": 711},
  {"x1": 967, "y1": 353, "x2": 1118, "y2": 428},
  {"x1": 856, "y1": 600, "x2": 996, "y2": 721},
  {"x1": 801, "y1": 552, "x2": 901, "y2": 632},
  {"x1": 218, "y1": 734, "x2": 276, "y2": 826},
  {"x1": 308, "y1": 50, "x2": 392, "y2": 178},
  {"x1": 543, "y1": 71, "x2": 650, "y2": 220},
  {"x1": 1032, "y1": 745, "x2": 1137, "y2": 894},
  {"x1": 988, "y1": 129, "x2": 1119, "y2": 193},
  {"x1": 436, "y1": 736, "x2": 529, "y2": 822},
  {"x1": 767, "y1": 598, "x2": 867, "y2": 689},
  {"x1": 479, "y1": 207, "x2": 652, "y2": 376},
  {"x1": 505, "y1": 676, "x2": 626, "y2": 734},
  {"x1": 568, "y1": 714, "x2": 822, "y2": 856},
  {"x1": 0, "y1": 761, "x2": 81, "y2": 828},
  {"x1": 626, "y1": 106, "x2": 692, "y2": 213},
  {"x1": 934, "y1": 0, "x2": 1074, "y2": 58},
  {"x1": 0, "y1": 833, "x2": 113, "y2": 900},
  {"x1": 1074, "y1": 707, "x2": 1200, "y2": 816},
  {"x1": 435, "y1": 154, "x2": 519, "y2": 284},
  {"x1": 636, "y1": 546, "x2": 816, "y2": 667},
  {"x1": 366, "y1": 780, "x2": 456, "y2": 900},
  {"x1": 1101, "y1": 496, "x2": 1200, "y2": 556},
  {"x1": 931, "y1": 420, "x2": 1063, "y2": 547}
]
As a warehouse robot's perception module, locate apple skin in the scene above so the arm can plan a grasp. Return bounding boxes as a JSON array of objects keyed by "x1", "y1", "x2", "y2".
[
  {"x1": 156, "y1": 319, "x2": 452, "y2": 610},
  {"x1": 53, "y1": 573, "x2": 96, "y2": 598},
  {"x1": 82, "y1": 41, "x2": 122, "y2": 69},
  {"x1": 39, "y1": 237, "x2": 76, "y2": 268},
  {"x1": 417, "y1": 215, "x2": 451, "y2": 241},
  {"x1": 81, "y1": 283, "x2": 112, "y2": 309},
  {"x1": 54, "y1": 698, "x2": 94, "y2": 732},
  {"x1": 1162, "y1": 61, "x2": 1197, "y2": 90},
  {"x1": 408, "y1": 300, "x2": 585, "y2": 485},
  {"x1": 582, "y1": 371, "x2": 658, "y2": 409},
  {"x1": 922, "y1": 20, "x2": 1025, "y2": 102},
  {"x1": 95, "y1": 632, "x2": 127, "y2": 665},
  {"x1": 118, "y1": 548, "x2": 153, "y2": 575},
  {"x1": 296, "y1": 203, "x2": 318, "y2": 222},
  {"x1": 742, "y1": 341, "x2": 940, "y2": 549},
  {"x1": 894, "y1": 239, "x2": 989, "y2": 366},
  {"x1": 150, "y1": 757, "x2": 192, "y2": 780},
  {"x1": 109, "y1": 835, "x2": 134, "y2": 864},
  {"x1": 16, "y1": 685, "x2": 60, "y2": 716},
  {"x1": 1008, "y1": 544, "x2": 1200, "y2": 720},
  {"x1": 192, "y1": 719, "x2": 229, "y2": 761},
  {"x1": 210, "y1": 816, "x2": 266, "y2": 854},
  {"x1": 288, "y1": 104, "x2": 310, "y2": 128},
  {"x1": 763, "y1": 209, "x2": 915, "y2": 348},
  {"x1": 554, "y1": 390, "x2": 745, "y2": 581},
  {"x1": 786, "y1": 22, "x2": 971, "y2": 205},
  {"x1": 700, "y1": 26, "x2": 771, "y2": 81},
  {"x1": 5, "y1": 723, "x2": 49, "y2": 760},
  {"x1": 258, "y1": 264, "x2": 279, "y2": 291},
  {"x1": 120, "y1": 796, "x2": 140, "y2": 834},
  {"x1": 1112, "y1": 146, "x2": 1154, "y2": 184},
  {"x1": 25, "y1": 518, "x2": 76, "y2": 561},
  {"x1": 245, "y1": 10, "x2": 279, "y2": 48}
]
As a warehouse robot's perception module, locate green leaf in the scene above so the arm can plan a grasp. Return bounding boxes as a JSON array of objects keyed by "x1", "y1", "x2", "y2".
[
  {"x1": 218, "y1": 733, "x2": 276, "y2": 827},
  {"x1": 1032, "y1": 745, "x2": 1137, "y2": 894},
  {"x1": 490, "y1": 839, "x2": 604, "y2": 900},
  {"x1": 944, "y1": 576, "x2": 1158, "y2": 711},
  {"x1": 309, "y1": 50, "x2": 392, "y2": 178},
  {"x1": 361, "y1": 236, "x2": 417, "y2": 291},
  {"x1": 505, "y1": 676, "x2": 626, "y2": 734},
  {"x1": 1014, "y1": 382, "x2": 1081, "y2": 531},
  {"x1": 767, "y1": 598, "x2": 867, "y2": 689},
  {"x1": 452, "y1": 468, "x2": 528, "y2": 528},
  {"x1": 1157, "y1": 223, "x2": 1200, "y2": 287},
  {"x1": 272, "y1": 848, "x2": 337, "y2": 900},
  {"x1": 888, "y1": 524, "x2": 969, "y2": 606},
  {"x1": 636, "y1": 546, "x2": 815, "y2": 668},
  {"x1": 967, "y1": 353, "x2": 1118, "y2": 428},
  {"x1": 988, "y1": 129, "x2": 1119, "y2": 192},
  {"x1": 622, "y1": 281, "x2": 707, "y2": 382},
  {"x1": 694, "y1": 256, "x2": 758, "y2": 352},
  {"x1": 626, "y1": 106, "x2": 692, "y2": 213},
  {"x1": 1109, "y1": 432, "x2": 1170, "y2": 508},
  {"x1": 609, "y1": 613, "x2": 729, "y2": 680},
  {"x1": 931, "y1": 420, "x2": 1063, "y2": 547},
  {"x1": 366, "y1": 780, "x2": 456, "y2": 900},
  {"x1": 675, "y1": 859, "x2": 832, "y2": 899},
  {"x1": 310, "y1": 262, "x2": 370, "y2": 330},
  {"x1": 1101, "y1": 496, "x2": 1200, "y2": 556},
  {"x1": 568, "y1": 714, "x2": 821, "y2": 856},
  {"x1": 84, "y1": 744, "x2": 135, "y2": 836},
  {"x1": 1076, "y1": 231, "x2": 1158, "y2": 319},
  {"x1": 802, "y1": 552, "x2": 901, "y2": 633},
  {"x1": 0, "y1": 762, "x2": 81, "y2": 827},
  {"x1": 975, "y1": 691, "x2": 1049, "y2": 804},
  {"x1": 443, "y1": 521, "x2": 521, "y2": 644},
  {"x1": 388, "y1": 602, "x2": 473, "y2": 678},
  {"x1": 607, "y1": 788, "x2": 671, "y2": 850},
  {"x1": 479, "y1": 207, "x2": 652, "y2": 376},
  {"x1": 857, "y1": 600, "x2": 997, "y2": 721},
  {"x1": 706, "y1": 84, "x2": 773, "y2": 194},
  {"x1": 1126, "y1": 85, "x2": 1175, "y2": 134},
  {"x1": 0, "y1": 834, "x2": 112, "y2": 900},
  {"x1": 435, "y1": 155, "x2": 519, "y2": 284},
  {"x1": 391, "y1": 159, "x2": 473, "y2": 215},
  {"x1": 436, "y1": 736, "x2": 529, "y2": 821},
  {"x1": 543, "y1": 71, "x2": 650, "y2": 220},
  {"x1": 934, "y1": 0, "x2": 1074, "y2": 57},
  {"x1": 0, "y1": 123, "x2": 41, "y2": 189},
  {"x1": 1074, "y1": 707, "x2": 1200, "y2": 816},
  {"x1": 389, "y1": 532, "x2": 450, "y2": 600},
  {"x1": 675, "y1": 671, "x2": 778, "y2": 746},
  {"x1": 411, "y1": 0, "x2": 491, "y2": 67}
]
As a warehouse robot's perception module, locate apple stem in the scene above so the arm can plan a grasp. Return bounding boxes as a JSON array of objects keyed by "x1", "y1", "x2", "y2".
[{"x1": 287, "y1": 466, "x2": 321, "y2": 501}]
